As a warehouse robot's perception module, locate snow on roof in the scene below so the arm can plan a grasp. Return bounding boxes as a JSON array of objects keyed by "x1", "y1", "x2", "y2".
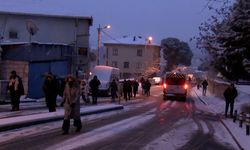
[
  {"x1": 0, "y1": 41, "x2": 71, "y2": 46},
  {"x1": 0, "y1": 0, "x2": 92, "y2": 20},
  {"x1": 103, "y1": 35, "x2": 160, "y2": 47}
]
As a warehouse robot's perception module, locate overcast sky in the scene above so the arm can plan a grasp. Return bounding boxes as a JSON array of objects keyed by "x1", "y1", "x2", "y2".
[
  {"x1": 74, "y1": 0, "x2": 217, "y2": 47},
  {"x1": 0, "y1": 0, "x2": 223, "y2": 48}
]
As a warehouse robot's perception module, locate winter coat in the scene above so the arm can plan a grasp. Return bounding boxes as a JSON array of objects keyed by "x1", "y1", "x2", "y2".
[
  {"x1": 8, "y1": 75, "x2": 24, "y2": 96},
  {"x1": 89, "y1": 78, "x2": 101, "y2": 94},
  {"x1": 202, "y1": 80, "x2": 208, "y2": 88},
  {"x1": 224, "y1": 86, "x2": 238, "y2": 103},
  {"x1": 63, "y1": 82, "x2": 81, "y2": 120},
  {"x1": 43, "y1": 75, "x2": 59, "y2": 106}
]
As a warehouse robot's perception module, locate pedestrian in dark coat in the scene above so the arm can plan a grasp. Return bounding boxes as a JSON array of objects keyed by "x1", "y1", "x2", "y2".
[
  {"x1": 110, "y1": 79, "x2": 118, "y2": 102},
  {"x1": 132, "y1": 80, "x2": 139, "y2": 98},
  {"x1": 7, "y1": 70, "x2": 24, "y2": 111},
  {"x1": 127, "y1": 80, "x2": 132, "y2": 100},
  {"x1": 62, "y1": 75, "x2": 82, "y2": 134},
  {"x1": 202, "y1": 79, "x2": 208, "y2": 96},
  {"x1": 89, "y1": 75, "x2": 101, "y2": 104},
  {"x1": 140, "y1": 77, "x2": 145, "y2": 95},
  {"x1": 145, "y1": 79, "x2": 151, "y2": 96},
  {"x1": 123, "y1": 80, "x2": 128, "y2": 101},
  {"x1": 224, "y1": 83, "x2": 238, "y2": 118},
  {"x1": 43, "y1": 73, "x2": 59, "y2": 112}
]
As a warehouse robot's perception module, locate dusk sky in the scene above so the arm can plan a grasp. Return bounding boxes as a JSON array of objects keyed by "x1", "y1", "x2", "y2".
[
  {"x1": 0, "y1": 0, "x2": 223, "y2": 48},
  {"x1": 69, "y1": 0, "x2": 217, "y2": 48}
]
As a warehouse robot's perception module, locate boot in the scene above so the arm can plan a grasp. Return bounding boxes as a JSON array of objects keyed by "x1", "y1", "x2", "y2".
[
  {"x1": 73, "y1": 119, "x2": 82, "y2": 132},
  {"x1": 62, "y1": 120, "x2": 70, "y2": 135}
]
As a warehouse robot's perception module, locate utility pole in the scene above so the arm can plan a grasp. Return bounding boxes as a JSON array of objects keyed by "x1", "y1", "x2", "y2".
[
  {"x1": 97, "y1": 24, "x2": 101, "y2": 65},
  {"x1": 97, "y1": 24, "x2": 111, "y2": 65}
]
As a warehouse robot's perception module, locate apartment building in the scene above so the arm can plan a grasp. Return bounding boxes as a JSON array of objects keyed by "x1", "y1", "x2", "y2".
[{"x1": 103, "y1": 36, "x2": 161, "y2": 79}]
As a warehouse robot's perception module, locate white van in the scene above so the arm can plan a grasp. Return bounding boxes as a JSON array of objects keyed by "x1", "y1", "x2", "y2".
[
  {"x1": 89, "y1": 65, "x2": 120, "y2": 95},
  {"x1": 162, "y1": 72, "x2": 188, "y2": 101}
]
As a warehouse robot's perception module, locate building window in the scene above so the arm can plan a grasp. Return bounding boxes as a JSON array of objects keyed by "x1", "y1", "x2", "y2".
[
  {"x1": 9, "y1": 31, "x2": 18, "y2": 39},
  {"x1": 78, "y1": 47, "x2": 88, "y2": 56},
  {"x1": 124, "y1": 62, "x2": 129, "y2": 68},
  {"x1": 123, "y1": 73, "x2": 131, "y2": 78},
  {"x1": 137, "y1": 49, "x2": 143, "y2": 56},
  {"x1": 113, "y1": 48, "x2": 118, "y2": 56},
  {"x1": 136, "y1": 62, "x2": 142, "y2": 69},
  {"x1": 112, "y1": 61, "x2": 118, "y2": 68}
]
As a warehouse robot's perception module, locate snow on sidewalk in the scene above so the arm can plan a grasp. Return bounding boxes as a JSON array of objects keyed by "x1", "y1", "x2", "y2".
[
  {"x1": 0, "y1": 104, "x2": 123, "y2": 131},
  {"x1": 192, "y1": 86, "x2": 250, "y2": 150}
]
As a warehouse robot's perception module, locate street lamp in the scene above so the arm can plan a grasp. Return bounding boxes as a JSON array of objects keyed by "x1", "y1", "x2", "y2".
[
  {"x1": 146, "y1": 36, "x2": 153, "y2": 44},
  {"x1": 97, "y1": 24, "x2": 111, "y2": 65}
]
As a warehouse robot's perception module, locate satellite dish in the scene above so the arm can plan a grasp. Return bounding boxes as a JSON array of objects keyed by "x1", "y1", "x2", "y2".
[{"x1": 26, "y1": 19, "x2": 39, "y2": 36}]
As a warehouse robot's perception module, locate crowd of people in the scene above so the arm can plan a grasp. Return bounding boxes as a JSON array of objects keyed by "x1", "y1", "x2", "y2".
[{"x1": 6, "y1": 70, "x2": 153, "y2": 134}]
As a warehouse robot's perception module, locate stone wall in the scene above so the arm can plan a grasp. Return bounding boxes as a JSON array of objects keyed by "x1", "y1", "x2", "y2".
[
  {"x1": 207, "y1": 78, "x2": 230, "y2": 99},
  {"x1": 0, "y1": 60, "x2": 29, "y2": 95}
]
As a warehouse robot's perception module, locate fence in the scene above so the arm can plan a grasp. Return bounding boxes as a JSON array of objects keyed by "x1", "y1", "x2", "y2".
[{"x1": 233, "y1": 110, "x2": 250, "y2": 135}]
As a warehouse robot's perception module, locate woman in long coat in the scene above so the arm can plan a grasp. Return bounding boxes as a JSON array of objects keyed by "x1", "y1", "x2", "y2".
[{"x1": 62, "y1": 75, "x2": 82, "y2": 134}]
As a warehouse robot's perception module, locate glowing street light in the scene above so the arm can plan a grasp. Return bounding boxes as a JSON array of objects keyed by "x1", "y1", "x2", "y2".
[
  {"x1": 147, "y1": 36, "x2": 153, "y2": 44},
  {"x1": 97, "y1": 24, "x2": 111, "y2": 65}
]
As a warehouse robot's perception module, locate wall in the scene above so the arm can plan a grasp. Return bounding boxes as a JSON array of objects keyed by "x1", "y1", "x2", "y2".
[
  {"x1": 105, "y1": 44, "x2": 160, "y2": 79},
  {"x1": 0, "y1": 60, "x2": 29, "y2": 95},
  {"x1": 207, "y1": 79, "x2": 230, "y2": 99},
  {"x1": 0, "y1": 14, "x2": 90, "y2": 47}
]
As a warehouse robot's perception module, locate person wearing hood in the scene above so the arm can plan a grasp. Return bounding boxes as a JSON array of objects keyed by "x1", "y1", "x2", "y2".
[{"x1": 62, "y1": 75, "x2": 82, "y2": 135}]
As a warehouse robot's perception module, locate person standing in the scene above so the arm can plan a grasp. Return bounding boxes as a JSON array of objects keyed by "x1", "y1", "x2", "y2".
[
  {"x1": 7, "y1": 70, "x2": 24, "y2": 111},
  {"x1": 132, "y1": 80, "x2": 139, "y2": 98},
  {"x1": 80, "y1": 79, "x2": 89, "y2": 104},
  {"x1": 123, "y1": 80, "x2": 128, "y2": 101},
  {"x1": 110, "y1": 79, "x2": 118, "y2": 103},
  {"x1": 202, "y1": 79, "x2": 208, "y2": 96},
  {"x1": 117, "y1": 80, "x2": 123, "y2": 103},
  {"x1": 62, "y1": 75, "x2": 82, "y2": 135},
  {"x1": 89, "y1": 75, "x2": 101, "y2": 104},
  {"x1": 223, "y1": 83, "x2": 238, "y2": 118},
  {"x1": 145, "y1": 79, "x2": 151, "y2": 96},
  {"x1": 43, "y1": 72, "x2": 59, "y2": 112}
]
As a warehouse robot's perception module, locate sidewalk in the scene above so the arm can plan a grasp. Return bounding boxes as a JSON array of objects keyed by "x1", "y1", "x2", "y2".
[
  {"x1": 192, "y1": 86, "x2": 250, "y2": 150},
  {"x1": 0, "y1": 99, "x2": 124, "y2": 132}
]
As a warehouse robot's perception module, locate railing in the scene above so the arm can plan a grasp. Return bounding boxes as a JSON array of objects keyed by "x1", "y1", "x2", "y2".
[{"x1": 233, "y1": 110, "x2": 250, "y2": 135}]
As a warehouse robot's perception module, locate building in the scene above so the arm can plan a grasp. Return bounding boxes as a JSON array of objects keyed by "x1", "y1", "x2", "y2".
[
  {"x1": 0, "y1": 10, "x2": 92, "y2": 98},
  {"x1": 103, "y1": 36, "x2": 161, "y2": 79}
]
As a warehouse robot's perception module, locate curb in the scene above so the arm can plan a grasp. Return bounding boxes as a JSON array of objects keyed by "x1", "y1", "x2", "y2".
[
  {"x1": 0, "y1": 105, "x2": 123, "y2": 132},
  {"x1": 193, "y1": 89, "x2": 244, "y2": 150}
]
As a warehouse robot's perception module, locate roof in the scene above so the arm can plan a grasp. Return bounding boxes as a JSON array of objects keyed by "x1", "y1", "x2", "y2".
[
  {"x1": 0, "y1": 0, "x2": 93, "y2": 22},
  {"x1": 103, "y1": 36, "x2": 160, "y2": 47}
]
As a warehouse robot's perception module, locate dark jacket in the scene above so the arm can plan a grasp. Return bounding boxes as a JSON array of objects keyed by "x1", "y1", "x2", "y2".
[
  {"x1": 224, "y1": 86, "x2": 238, "y2": 103},
  {"x1": 89, "y1": 78, "x2": 101, "y2": 93}
]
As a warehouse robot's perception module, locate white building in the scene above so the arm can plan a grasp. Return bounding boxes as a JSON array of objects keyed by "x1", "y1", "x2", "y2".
[
  {"x1": 0, "y1": 5, "x2": 92, "y2": 98},
  {"x1": 103, "y1": 36, "x2": 161, "y2": 79}
]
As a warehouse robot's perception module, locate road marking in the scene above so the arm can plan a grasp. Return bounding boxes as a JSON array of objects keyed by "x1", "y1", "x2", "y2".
[
  {"x1": 200, "y1": 120, "x2": 209, "y2": 134},
  {"x1": 45, "y1": 108, "x2": 156, "y2": 150}
]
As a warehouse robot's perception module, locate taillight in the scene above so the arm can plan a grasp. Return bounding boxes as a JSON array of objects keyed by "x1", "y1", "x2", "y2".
[
  {"x1": 184, "y1": 84, "x2": 188, "y2": 89},
  {"x1": 163, "y1": 83, "x2": 167, "y2": 89}
]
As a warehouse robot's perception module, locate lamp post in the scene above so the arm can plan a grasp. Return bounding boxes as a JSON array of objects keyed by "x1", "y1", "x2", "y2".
[{"x1": 97, "y1": 24, "x2": 111, "y2": 65}]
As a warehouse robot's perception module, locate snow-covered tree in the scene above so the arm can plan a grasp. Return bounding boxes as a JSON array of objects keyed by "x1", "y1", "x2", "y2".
[
  {"x1": 161, "y1": 38, "x2": 193, "y2": 72},
  {"x1": 196, "y1": 0, "x2": 250, "y2": 80}
]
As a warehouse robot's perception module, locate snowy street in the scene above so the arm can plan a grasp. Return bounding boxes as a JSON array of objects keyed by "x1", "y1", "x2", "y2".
[{"x1": 0, "y1": 85, "x2": 242, "y2": 150}]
